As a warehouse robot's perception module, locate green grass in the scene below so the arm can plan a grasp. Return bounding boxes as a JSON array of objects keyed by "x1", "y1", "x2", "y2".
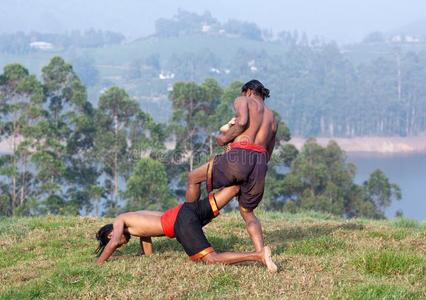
[
  {"x1": 391, "y1": 217, "x2": 425, "y2": 229},
  {"x1": 0, "y1": 213, "x2": 425, "y2": 299},
  {"x1": 354, "y1": 249, "x2": 425, "y2": 276},
  {"x1": 339, "y1": 283, "x2": 418, "y2": 300},
  {"x1": 286, "y1": 236, "x2": 346, "y2": 256}
]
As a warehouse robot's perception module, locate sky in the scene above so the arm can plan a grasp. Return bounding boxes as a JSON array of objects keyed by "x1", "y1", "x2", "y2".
[{"x1": 1, "y1": 0, "x2": 426, "y2": 43}]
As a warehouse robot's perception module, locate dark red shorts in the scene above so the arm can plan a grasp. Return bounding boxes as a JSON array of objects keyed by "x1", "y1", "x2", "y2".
[
  {"x1": 160, "y1": 195, "x2": 220, "y2": 260},
  {"x1": 211, "y1": 142, "x2": 268, "y2": 211}
]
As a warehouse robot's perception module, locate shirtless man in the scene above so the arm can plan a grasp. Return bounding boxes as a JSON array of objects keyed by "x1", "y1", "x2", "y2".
[
  {"x1": 186, "y1": 80, "x2": 278, "y2": 253},
  {"x1": 95, "y1": 185, "x2": 277, "y2": 272}
]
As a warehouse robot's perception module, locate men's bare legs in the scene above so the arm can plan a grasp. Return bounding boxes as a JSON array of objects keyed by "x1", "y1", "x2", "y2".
[
  {"x1": 202, "y1": 246, "x2": 277, "y2": 272},
  {"x1": 185, "y1": 162, "x2": 209, "y2": 202},
  {"x1": 240, "y1": 208, "x2": 264, "y2": 252}
]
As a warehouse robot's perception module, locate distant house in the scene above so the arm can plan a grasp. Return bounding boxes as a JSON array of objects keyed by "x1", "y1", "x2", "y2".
[
  {"x1": 405, "y1": 35, "x2": 421, "y2": 43},
  {"x1": 248, "y1": 60, "x2": 258, "y2": 73},
  {"x1": 30, "y1": 41, "x2": 53, "y2": 50},
  {"x1": 202, "y1": 24, "x2": 211, "y2": 33},
  {"x1": 390, "y1": 35, "x2": 421, "y2": 44},
  {"x1": 159, "y1": 71, "x2": 175, "y2": 80},
  {"x1": 210, "y1": 67, "x2": 221, "y2": 74}
]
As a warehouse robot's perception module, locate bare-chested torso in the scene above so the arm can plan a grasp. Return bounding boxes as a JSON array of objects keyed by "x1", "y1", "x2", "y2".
[
  {"x1": 117, "y1": 211, "x2": 164, "y2": 237},
  {"x1": 233, "y1": 96, "x2": 277, "y2": 148}
]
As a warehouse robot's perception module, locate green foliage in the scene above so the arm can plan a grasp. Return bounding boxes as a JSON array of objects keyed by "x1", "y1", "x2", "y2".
[
  {"x1": 363, "y1": 169, "x2": 401, "y2": 214},
  {"x1": 124, "y1": 158, "x2": 176, "y2": 211},
  {"x1": 93, "y1": 86, "x2": 139, "y2": 211},
  {"x1": 0, "y1": 63, "x2": 44, "y2": 215},
  {"x1": 0, "y1": 59, "x2": 402, "y2": 219},
  {"x1": 268, "y1": 139, "x2": 401, "y2": 219},
  {"x1": 354, "y1": 249, "x2": 424, "y2": 276}
]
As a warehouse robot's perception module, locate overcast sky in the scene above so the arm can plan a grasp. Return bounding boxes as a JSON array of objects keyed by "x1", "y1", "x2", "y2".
[{"x1": 1, "y1": 0, "x2": 426, "y2": 43}]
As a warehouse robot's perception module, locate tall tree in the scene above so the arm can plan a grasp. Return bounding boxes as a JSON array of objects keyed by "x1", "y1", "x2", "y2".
[
  {"x1": 0, "y1": 64, "x2": 44, "y2": 215},
  {"x1": 169, "y1": 81, "x2": 208, "y2": 171},
  {"x1": 124, "y1": 158, "x2": 176, "y2": 211},
  {"x1": 94, "y1": 87, "x2": 139, "y2": 214},
  {"x1": 32, "y1": 56, "x2": 96, "y2": 215}
]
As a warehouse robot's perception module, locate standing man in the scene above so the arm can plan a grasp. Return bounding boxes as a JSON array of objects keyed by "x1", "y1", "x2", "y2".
[{"x1": 185, "y1": 79, "x2": 278, "y2": 253}]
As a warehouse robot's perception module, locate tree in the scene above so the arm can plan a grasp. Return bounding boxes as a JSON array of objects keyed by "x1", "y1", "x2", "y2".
[
  {"x1": 169, "y1": 81, "x2": 208, "y2": 171},
  {"x1": 124, "y1": 158, "x2": 176, "y2": 211},
  {"x1": 271, "y1": 139, "x2": 401, "y2": 219},
  {"x1": 0, "y1": 64, "x2": 44, "y2": 215},
  {"x1": 363, "y1": 169, "x2": 401, "y2": 215},
  {"x1": 94, "y1": 87, "x2": 139, "y2": 214},
  {"x1": 33, "y1": 56, "x2": 97, "y2": 215}
]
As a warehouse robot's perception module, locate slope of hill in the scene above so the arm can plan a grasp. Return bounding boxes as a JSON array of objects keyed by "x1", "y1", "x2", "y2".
[
  {"x1": 0, "y1": 213, "x2": 425, "y2": 299},
  {"x1": 390, "y1": 18, "x2": 426, "y2": 36}
]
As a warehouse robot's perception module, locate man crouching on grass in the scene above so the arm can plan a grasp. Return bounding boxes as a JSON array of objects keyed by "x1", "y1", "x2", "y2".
[{"x1": 95, "y1": 185, "x2": 277, "y2": 272}]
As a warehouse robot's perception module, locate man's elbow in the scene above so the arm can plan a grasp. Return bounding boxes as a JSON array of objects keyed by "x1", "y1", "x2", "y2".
[{"x1": 236, "y1": 119, "x2": 248, "y2": 129}]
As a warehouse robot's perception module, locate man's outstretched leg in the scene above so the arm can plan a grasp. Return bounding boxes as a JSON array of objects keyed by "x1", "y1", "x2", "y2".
[
  {"x1": 201, "y1": 246, "x2": 277, "y2": 273},
  {"x1": 185, "y1": 162, "x2": 209, "y2": 202}
]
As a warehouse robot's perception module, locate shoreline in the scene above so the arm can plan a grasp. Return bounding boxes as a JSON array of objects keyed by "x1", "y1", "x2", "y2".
[{"x1": 290, "y1": 136, "x2": 426, "y2": 154}]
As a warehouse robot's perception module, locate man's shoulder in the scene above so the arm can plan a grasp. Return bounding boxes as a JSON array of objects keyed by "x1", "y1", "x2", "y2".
[{"x1": 234, "y1": 96, "x2": 250, "y2": 103}]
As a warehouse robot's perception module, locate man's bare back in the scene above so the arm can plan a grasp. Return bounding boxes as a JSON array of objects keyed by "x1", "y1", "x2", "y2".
[
  {"x1": 229, "y1": 95, "x2": 277, "y2": 152},
  {"x1": 115, "y1": 211, "x2": 164, "y2": 237}
]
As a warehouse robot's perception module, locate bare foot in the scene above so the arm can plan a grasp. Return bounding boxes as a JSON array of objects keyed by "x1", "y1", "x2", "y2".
[{"x1": 261, "y1": 246, "x2": 278, "y2": 273}]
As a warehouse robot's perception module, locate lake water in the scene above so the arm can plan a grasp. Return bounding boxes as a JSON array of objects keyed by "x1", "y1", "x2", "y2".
[{"x1": 347, "y1": 152, "x2": 426, "y2": 221}]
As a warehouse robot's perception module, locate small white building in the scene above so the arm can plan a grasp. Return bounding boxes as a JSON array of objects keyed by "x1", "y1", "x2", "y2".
[
  {"x1": 30, "y1": 41, "x2": 53, "y2": 50},
  {"x1": 159, "y1": 71, "x2": 175, "y2": 80},
  {"x1": 248, "y1": 60, "x2": 258, "y2": 73},
  {"x1": 202, "y1": 24, "x2": 211, "y2": 33}
]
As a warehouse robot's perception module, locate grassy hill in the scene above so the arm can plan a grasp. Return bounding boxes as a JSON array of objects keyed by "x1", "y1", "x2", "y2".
[{"x1": 0, "y1": 212, "x2": 425, "y2": 299}]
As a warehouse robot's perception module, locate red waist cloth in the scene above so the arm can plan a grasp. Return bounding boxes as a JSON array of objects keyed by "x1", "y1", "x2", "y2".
[
  {"x1": 229, "y1": 141, "x2": 267, "y2": 153},
  {"x1": 160, "y1": 203, "x2": 183, "y2": 238}
]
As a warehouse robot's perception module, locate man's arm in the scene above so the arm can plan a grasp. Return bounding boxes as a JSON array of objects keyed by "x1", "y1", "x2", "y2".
[
  {"x1": 139, "y1": 236, "x2": 153, "y2": 255},
  {"x1": 266, "y1": 120, "x2": 278, "y2": 161},
  {"x1": 216, "y1": 97, "x2": 249, "y2": 146},
  {"x1": 96, "y1": 219, "x2": 125, "y2": 264},
  {"x1": 266, "y1": 135, "x2": 276, "y2": 161}
]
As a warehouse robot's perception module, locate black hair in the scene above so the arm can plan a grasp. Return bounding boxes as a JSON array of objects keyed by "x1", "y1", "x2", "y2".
[
  {"x1": 95, "y1": 223, "x2": 113, "y2": 257},
  {"x1": 241, "y1": 79, "x2": 270, "y2": 99}
]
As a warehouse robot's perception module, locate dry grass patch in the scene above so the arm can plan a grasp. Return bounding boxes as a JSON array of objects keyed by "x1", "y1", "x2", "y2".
[{"x1": 0, "y1": 213, "x2": 425, "y2": 299}]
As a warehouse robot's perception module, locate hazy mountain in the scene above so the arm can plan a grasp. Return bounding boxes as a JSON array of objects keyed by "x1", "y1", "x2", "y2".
[
  {"x1": 390, "y1": 18, "x2": 426, "y2": 36},
  {"x1": 1, "y1": 0, "x2": 426, "y2": 43}
]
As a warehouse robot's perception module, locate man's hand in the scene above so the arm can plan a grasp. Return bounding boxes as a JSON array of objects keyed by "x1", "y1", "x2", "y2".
[
  {"x1": 219, "y1": 117, "x2": 237, "y2": 133},
  {"x1": 216, "y1": 97, "x2": 248, "y2": 146}
]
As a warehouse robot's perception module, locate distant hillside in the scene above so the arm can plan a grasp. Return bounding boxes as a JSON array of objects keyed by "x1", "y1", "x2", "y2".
[
  {"x1": 2, "y1": 26, "x2": 426, "y2": 136},
  {"x1": 391, "y1": 18, "x2": 426, "y2": 36},
  {"x1": 0, "y1": 213, "x2": 425, "y2": 299}
]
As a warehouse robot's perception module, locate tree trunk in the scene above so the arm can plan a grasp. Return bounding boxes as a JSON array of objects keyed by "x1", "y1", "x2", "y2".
[
  {"x1": 113, "y1": 114, "x2": 119, "y2": 205},
  {"x1": 396, "y1": 51, "x2": 402, "y2": 102},
  {"x1": 20, "y1": 155, "x2": 27, "y2": 206},
  {"x1": 11, "y1": 122, "x2": 17, "y2": 214}
]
